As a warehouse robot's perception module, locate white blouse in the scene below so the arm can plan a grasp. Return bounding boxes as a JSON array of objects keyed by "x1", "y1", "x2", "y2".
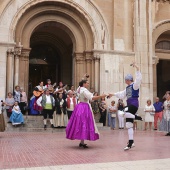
[{"x1": 78, "y1": 87, "x2": 93, "y2": 103}]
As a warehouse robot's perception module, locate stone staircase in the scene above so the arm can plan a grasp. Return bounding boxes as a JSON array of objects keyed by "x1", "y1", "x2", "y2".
[{"x1": 5, "y1": 114, "x2": 106, "y2": 132}]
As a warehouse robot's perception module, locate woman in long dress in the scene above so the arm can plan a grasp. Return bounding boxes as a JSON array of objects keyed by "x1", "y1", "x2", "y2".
[
  {"x1": 66, "y1": 80, "x2": 106, "y2": 148},
  {"x1": 9, "y1": 101, "x2": 24, "y2": 125}
]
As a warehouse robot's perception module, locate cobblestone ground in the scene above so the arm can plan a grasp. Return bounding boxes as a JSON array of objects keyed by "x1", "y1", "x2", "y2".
[{"x1": 0, "y1": 129, "x2": 170, "y2": 170}]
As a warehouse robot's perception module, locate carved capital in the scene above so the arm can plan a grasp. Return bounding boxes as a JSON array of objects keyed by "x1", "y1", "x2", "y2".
[
  {"x1": 152, "y1": 56, "x2": 159, "y2": 65},
  {"x1": 75, "y1": 52, "x2": 85, "y2": 63},
  {"x1": 93, "y1": 54, "x2": 100, "y2": 61},
  {"x1": 84, "y1": 52, "x2": 93, "y2": 63},
  {"x1": 21, "y1": 48, "x2": 31, "y2": 60},
  {"x1": 7, "y1": 48, "x2": 14, "y2": 56},
  {"x1": 14, "y1": 46, "x2": 22, "y2": 56}
]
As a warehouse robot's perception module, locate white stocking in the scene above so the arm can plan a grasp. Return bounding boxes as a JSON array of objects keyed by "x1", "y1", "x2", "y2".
[
  {"x1": 128, "y1": 128, "x2": 134, "y2": 140},
  {"x1": 43, "y1": 119, "x2": 47, "y2": 125},
  {"x1": 50, "y1": 119, "x2": 53, "y2": 124}
]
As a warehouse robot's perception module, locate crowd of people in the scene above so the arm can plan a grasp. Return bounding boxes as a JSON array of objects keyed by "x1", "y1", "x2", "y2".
[{"x1": 0, "y1": 63, "x2": 170, "y2": 150}]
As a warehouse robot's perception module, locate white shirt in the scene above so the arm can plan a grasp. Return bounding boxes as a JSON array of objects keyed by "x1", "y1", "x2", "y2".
[
  {"x1": 36, "y1": 95, "x2": 55, "y2": 106},
  {"x1": 114, "y1": 71, "x2": 142, "y2": 99}
]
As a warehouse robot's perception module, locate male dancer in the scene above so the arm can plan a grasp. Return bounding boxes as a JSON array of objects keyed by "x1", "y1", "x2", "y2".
[{"x1": 109, "y1": 62, "x2": 142, "y2": 150}]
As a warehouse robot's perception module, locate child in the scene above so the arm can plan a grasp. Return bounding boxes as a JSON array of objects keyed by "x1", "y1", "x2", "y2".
[{"x1": 10, "y1": 101, "x2": 24, "y2": 125}]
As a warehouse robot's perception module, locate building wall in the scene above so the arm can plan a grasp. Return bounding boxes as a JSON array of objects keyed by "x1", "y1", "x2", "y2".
[{"x1": 0, "y1": 0, "x2": 169, "y2": 114}]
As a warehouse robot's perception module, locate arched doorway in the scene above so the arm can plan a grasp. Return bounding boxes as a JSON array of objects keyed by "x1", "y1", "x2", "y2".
[
  {"x1": 155, "y1": 30, "x2": 170, "y2": 98},
  {"x1": 6, "y1": 0, "x2": 109, "y2": 96},
  {"x1": 29, "y1": 21, "x2": 73, "y2": 94}
]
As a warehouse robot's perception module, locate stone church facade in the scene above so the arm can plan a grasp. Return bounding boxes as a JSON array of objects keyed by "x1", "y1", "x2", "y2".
[{"x1": 0, "y1": 0, "x2": 170, "y2": 109}]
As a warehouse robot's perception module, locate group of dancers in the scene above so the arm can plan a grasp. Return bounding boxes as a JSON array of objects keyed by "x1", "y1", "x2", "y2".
[{"x1": 66, "y1": 62, "x2": 143, "y2": 150}]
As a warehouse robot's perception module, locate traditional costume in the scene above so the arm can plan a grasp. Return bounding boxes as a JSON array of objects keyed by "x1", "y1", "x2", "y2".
[
  {"x1": 114, "y1": 71, "x2": 142, "y2": 150},
  {"x1": 66, "y1": 87, "x2": 99, "y2": 141},
  {"x1": 53, "y1": 97, "x2": 68, "y2": 127},
  {"x1": 9, "y1": 105, "x2": 24, "y2": 125},
  {"x1": 66, "y1": 96, "x2": 77, "y2": 119},
  {"x1": 36, "y1": 93, "x2": 55, "y2": 129}
]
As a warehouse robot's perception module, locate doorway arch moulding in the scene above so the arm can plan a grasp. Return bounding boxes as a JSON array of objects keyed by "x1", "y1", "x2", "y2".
[
  {"x1": 5, "y1": 0, "x2": 109, "y2": 93},
  {"x1": 9, "y1": 0, "x2": 109, "y2": 51},
  {"x1": 152, "y1": 20, "x2": 170, "y2": 98}
]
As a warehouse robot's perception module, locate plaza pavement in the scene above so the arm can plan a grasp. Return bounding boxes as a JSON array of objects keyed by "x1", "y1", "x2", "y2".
[{"x1": 0, "y1": 128, "x2": 170, "y2": 170}]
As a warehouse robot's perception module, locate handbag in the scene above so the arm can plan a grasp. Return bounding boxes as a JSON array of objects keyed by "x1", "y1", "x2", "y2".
[{"x1": 111, "y1": 113, "x2": 116, "y2": 117}]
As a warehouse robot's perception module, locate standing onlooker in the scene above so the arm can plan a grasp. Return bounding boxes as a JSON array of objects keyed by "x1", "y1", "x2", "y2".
[
  {"x1": 117, "y1": 99, "x2": 125, "y2": 129},
  {"x1": 99, "y1": 97, "x2": 107, "y2": 126},
  {"x1": 144, "y1": 99, "x2": 155, "y2": 130},
  {"x1": 13, "y1": 85, "x2": 22, "y2": 104},
  {"x1": 66, "y1": 91, "x2": 77, "y2": 119},
  {"x1": 4, "y1": 92, "x2": 15, "y2": 118},
  {"x1": 91, "y1": 92, "x2": 100, "y2": 122},
  {"x1": 20, "y1": 87, "x2": 27, "y2": 115},
  {"x1": 160, "y1": 91, "x2": 170, "y2": 136},
  {"x1": 108, "y1": 101, "x2": 117, "y2": 130},
  {"x1": 54, "y1": 93, "x2": 68, "y2": 127},
  {"x1": 36, "y1": 89, "x2": 55, "y2": 130},
  {"x1": 153, "y1": 97, "x2": 163, "y2": 130}
]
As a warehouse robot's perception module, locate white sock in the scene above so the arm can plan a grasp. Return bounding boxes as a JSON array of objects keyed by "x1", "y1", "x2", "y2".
[
  {"x1": 124, "y1": 112, "x2": 135, "y2": 119},
  {"x1": 50, "y1": 119, "x2": 53, "y2": 124},
  {"x1": 43, "y1": 119, "x2": 47, "y2": 125},
  {"x1": 128, "y1": 128, "x2": 134, "y2": 140}
]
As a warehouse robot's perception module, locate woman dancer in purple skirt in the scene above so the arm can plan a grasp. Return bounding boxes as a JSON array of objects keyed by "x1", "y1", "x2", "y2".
[{"x1": 66, "y1": 79, "x2": 107, "y2": 148}]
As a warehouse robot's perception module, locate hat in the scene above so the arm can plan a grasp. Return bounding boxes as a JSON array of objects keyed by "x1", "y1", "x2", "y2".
[
  {"x1": 47, "y1": 79, "x2": 51, "y2": 82},
  {"x1": 125, "y1": 74, "x2": 133, "y2": 81}
]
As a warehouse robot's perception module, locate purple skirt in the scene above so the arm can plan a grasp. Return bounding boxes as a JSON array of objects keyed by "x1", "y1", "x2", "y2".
[{"x1": 66, "y1": 102, "x2": 99, "y2": 141}]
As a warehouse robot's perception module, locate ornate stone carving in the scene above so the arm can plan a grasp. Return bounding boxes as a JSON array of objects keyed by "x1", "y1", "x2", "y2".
[
  {"x1": 7, "y1": 48, "x2": 14, "y2": 55},
  {"x1": 152, "y1": 56, "x2": 159, "y2": 65},
  {"x1": 21, "y1": 48, "x2": 31, "y2": 61},
  {"x1": 84, "y1": 52, "x2": 93, "y2": 63},
  {"x1": 75, "y1": 52, "x2": 85, "y2": 63},
  {"x1": 14, "y1": 45, "x2": 22, "y2": 57},
  {"x1": 93, "y1": 54, "x2": 100, "y2": 61}
]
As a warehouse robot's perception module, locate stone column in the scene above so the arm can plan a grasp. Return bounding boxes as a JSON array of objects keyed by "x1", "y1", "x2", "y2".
[
  {"x1": 153, "y1": 56, "x2": 159, "y2": 99},
  {"x1": 85, "y1": 52, "x2": 93, "y2": 87},
  {"x1": 94, "y1": 54, "x2": 100, "y2": 93},
  {"x1": 19, "y1": 48, "x2": 31, "y2": 96},
  {"x1": 74, "y1": 52, "x2": 85, "y2": 86},
  {"x1": 14, "y1": 46, "x2": 22, "y2": 87},
  {"x1": 6, "y1": 49, "x2": 14, "y2": 93}
]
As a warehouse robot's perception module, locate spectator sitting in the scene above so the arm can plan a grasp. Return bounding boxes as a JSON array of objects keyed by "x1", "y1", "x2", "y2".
[{"x1": 9, "y1": 101, "x2": 24, "y2": 126}]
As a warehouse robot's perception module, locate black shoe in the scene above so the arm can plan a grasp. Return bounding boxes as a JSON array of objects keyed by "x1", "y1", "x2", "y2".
[
  {"x1": 44, "y1": 125, "x2": 47, "y2": 130},
  {"x1": 124, "y1": 140, "x2": 134, "y2": 151},
  {"x1": 7, "y1": 121, "x2": 11, "y2": 123},
  {"x1": 51, "y1": 124, "x2": 54, "y2": 128},
  {"x1": 135, "y1": 115, "x2": 143, "y2": 121},
  {"x1": 165, "y1": 132, "x2": 170, "y2": 136},
  {"x1": 154, "y1": 128, "x2": 157, "y2": 130},
  {"x1": 79, "y1": 143, "x2": 88, "y2": 148}
]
